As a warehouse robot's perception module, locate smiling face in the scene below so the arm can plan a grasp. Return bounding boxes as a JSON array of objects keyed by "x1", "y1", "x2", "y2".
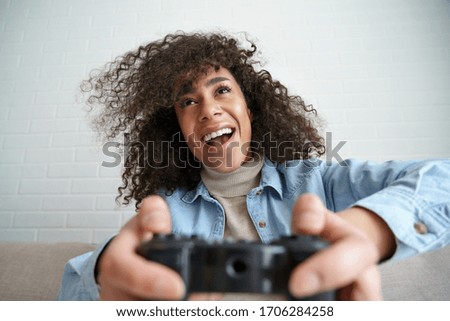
[{"x1": 174, "y1": 67, "x2": 253, "y2": 173}]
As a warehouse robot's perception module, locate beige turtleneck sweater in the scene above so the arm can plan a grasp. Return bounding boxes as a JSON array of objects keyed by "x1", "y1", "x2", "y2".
[{"x1": 201, "y1": 157, "x2": 263, "y2": 241}]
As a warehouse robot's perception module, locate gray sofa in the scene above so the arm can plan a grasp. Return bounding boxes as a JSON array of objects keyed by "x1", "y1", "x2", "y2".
[{"x1": 0, "y1": 242, "x2": 449, "y2": 300}]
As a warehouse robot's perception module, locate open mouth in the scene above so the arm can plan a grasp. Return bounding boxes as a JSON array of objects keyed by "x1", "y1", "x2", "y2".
[{"x1": 203, "y1": 128, "x2": 234, "y2": 146}]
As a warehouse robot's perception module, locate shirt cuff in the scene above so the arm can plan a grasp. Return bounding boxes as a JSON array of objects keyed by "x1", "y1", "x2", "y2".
[
  {"x1": 353, "y1": 187, "x2": 447, "y2": 261},
  {"x1": 80, "y1": 237, "x2": 113, "y2": 300}
]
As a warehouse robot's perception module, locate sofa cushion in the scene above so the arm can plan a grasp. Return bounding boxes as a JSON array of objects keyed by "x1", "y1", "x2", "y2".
[
  {"x1": 380, "y1": 245, "x2": 450, "y2": 300},
  {"x1": 0, "y1": 242, "x2": 95, "y2": 300}
]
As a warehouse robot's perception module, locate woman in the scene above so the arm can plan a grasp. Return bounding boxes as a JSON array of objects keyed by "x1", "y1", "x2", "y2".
[{"x1": 58, "y1": 32, "x2": 450, "y2": 300}]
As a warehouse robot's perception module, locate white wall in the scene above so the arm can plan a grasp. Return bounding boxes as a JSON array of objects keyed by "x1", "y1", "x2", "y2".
[{"x1": 1, "y1": 0, "x2": 449, "y2": 243}]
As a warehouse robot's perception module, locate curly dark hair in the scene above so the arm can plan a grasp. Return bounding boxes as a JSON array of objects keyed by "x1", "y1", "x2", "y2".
[{"x1": 82, "y1": 31, "x2": 325, "y2": 206}]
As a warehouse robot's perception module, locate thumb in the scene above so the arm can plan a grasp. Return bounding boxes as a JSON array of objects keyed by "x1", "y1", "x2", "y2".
[
  {"x1": 291, "y1": 194, "x2": 328, "y2": 235},
  {"x1": 137, "y1": 195, "x2": 172, "y2": 238}
]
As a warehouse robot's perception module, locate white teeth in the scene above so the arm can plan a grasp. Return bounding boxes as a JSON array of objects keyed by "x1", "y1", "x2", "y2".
[{"x1": 204, "y1": 128, "x2": 233, "y2": 142}]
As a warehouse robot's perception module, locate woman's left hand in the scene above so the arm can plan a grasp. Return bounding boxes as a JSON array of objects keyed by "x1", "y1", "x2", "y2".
[{"x1": 289, "y1": 194, "x2": 396, "y2": 300}]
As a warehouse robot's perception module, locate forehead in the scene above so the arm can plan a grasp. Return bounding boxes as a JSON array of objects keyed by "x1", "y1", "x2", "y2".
[
  {"x1": 194, "y1": 68, "x2": 235, "y2": 84},
  {"x1": 174, "y1": 67, "x2": 237, "y2": 98}
]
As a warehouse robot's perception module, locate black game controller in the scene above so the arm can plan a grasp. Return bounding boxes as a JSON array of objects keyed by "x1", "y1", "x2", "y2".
[{"x1": 137, "y1": 234, "x2": 335, "y2": 300}]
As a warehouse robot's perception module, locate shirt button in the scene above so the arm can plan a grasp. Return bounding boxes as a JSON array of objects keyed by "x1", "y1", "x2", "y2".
[
  {"x1": 256, "y1": 190, "x2": 263, "y2": 196},
  {"x1": 414, "y1": 222, "x2": 428, "y2": 235},
  {"x1": 258, "y1": 220, "x2": 267, "y2": 228}
]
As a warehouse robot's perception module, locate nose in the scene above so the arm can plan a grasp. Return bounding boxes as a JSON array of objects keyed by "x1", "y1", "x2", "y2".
[{"x1": 198, "y1": 97, "x2": 222, "y2": 122}]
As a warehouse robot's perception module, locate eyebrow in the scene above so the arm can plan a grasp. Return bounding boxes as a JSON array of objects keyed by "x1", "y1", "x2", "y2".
[
  {"x1": 175, "y1": 76, "x2": 231, "y2": 101},
  {"x1": 205, "y1": 76, "x2": 230, "y2": 87},
  {"x1": 175, "y1": 81, "x2": 193, "y2": 101}
]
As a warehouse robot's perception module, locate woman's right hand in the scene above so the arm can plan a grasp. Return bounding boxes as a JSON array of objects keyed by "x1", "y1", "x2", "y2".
[{"x1": 96, "y1": 195, "x2": 186, "y2": 300}]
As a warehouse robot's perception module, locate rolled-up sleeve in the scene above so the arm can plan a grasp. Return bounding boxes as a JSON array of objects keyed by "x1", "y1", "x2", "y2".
[{"x1": 320, "y1": 159, "x2": 450, "y2": 260}]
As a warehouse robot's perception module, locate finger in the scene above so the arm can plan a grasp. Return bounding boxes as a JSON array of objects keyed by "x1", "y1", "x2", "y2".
[
  {"x1": 100, "y1": 260, "x2": 185, "y2": 300},
  {"x1": 292, "y1": 193, "x2": 365, "y2": 242},
  {"x1": 338, "y1": 266, "x2": 382, "y2": 301},
  {"x1": 291, "y1": 194, "x2": 327, "y2": 235},
  {"x1": 137, "y1": 195, "x2": 172, "y2": 238},
  {"x1": 188, "y1": 293, "x2": 224, "y2": 301},
  {"x1": 100, "y1": 283, "x2": 139, "y2": 300},
  {"x1": 289, "y1": 213, "x2": 379, "y2": 298},
  {"x1": 98, "y1": 226, "x2": 185, "y2": 300}
]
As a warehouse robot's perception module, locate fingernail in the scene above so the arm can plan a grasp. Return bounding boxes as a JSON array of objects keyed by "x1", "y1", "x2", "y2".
[
  {"x1": 303, "y1": 211, "x2": 323, "y2": 229},
  {"x1": 143, "y1": 212, "x2": 169, "y2": 230},
  {"x1": 290, "y1": 272, "x2": 321, "y2": 298}
]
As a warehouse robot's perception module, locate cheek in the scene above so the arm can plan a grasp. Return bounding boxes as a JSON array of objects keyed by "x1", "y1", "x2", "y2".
[
  {"x1": 247, "y1": 108, "x2": 253, "y2": 124},
  {"x1": 175, "y1": 112, "x2": 193, "y2": 139},
  {"x1": 177, "y1": 116, "x2": 200, "y2": 155},
  {"x1": 240, "y1": 108, "x2": 253, "y2": 138}
]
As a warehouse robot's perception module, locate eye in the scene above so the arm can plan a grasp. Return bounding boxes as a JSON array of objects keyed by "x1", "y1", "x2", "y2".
[
  {"x1": 179, "y1": 98, "x2": 196, "y2": 108},
  {"x1": 217, "y1": 85, "x2": 231, "y2": 95}
]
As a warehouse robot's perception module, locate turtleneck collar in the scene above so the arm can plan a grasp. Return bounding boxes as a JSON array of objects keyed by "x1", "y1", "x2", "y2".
[{"x1": 200, "y1": 157, "x2": 264, "y2": 197}]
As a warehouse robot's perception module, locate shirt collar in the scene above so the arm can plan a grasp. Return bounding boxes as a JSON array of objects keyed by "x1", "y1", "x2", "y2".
[
  {"x1": 181, "y1": 156, "x2": 284, "y2": 203},
  {"x1": 181, "y1": 180, "x2": 209, "y2": 203},
  {"x1": 260, "y1": 157, "x2": 284, "y2": 199}
]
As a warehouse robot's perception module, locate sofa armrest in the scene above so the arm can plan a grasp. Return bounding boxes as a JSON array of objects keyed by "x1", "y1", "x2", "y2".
[{"x1": 0, "y1": 242, "x2": 96, "y2": 300}]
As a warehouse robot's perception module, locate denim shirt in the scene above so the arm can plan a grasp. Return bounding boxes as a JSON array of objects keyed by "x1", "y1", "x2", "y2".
[{"x1": 57, "y1": 158, "x2": 450, "y2": 300}]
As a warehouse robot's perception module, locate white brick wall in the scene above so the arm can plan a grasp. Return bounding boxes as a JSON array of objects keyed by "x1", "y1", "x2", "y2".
[{"x1": 0, "y1": 0, "x2": 449, "y2": 243}]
